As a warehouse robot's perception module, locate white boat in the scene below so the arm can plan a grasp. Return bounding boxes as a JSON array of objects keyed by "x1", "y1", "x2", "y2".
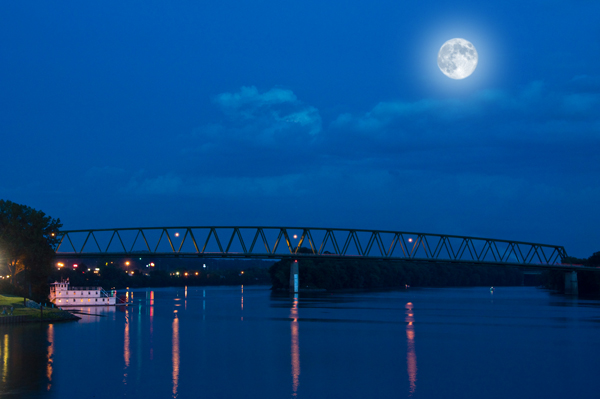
[{"x1": 49, "y1": 280, "x2": 117, "y2": 306}]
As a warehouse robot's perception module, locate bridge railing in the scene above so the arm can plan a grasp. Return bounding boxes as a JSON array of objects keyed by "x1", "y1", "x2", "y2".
[{"x1": 53, "y1": 226, "x2": 567, "y2": 266}]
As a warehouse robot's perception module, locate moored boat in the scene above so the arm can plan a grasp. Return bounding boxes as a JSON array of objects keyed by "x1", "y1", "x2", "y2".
[{"x1": 49, "y1": 280, "x2": 117, "y2": 306}]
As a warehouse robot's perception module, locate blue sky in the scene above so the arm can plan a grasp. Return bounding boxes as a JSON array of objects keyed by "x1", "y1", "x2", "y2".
[{"x1": 1, "y1": 1, "x2": 598, "y2": 257}]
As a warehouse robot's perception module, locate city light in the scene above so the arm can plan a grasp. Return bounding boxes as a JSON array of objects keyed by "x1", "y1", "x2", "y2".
[
  {"x1": 125, "y1": 261, "x2": 130, "y2": 266},
  {"x1": 293, "y1": 234, "x2": 298, "y2": 239},
  {"x1": 195, "y1": 272, "x2": 199, "y2": 276},
  {"x1": 184, "y1": 272, "x2": 188, "y2": 276},
  {"x1": 73, "y1": 264, "x2": 78, "y2": 268},
  {"x1": 408, "y1": 238, "x2": 413, "y2": 243},
  {"x1": 175, "y1": 232, "x2": 180, "y2": 237}
]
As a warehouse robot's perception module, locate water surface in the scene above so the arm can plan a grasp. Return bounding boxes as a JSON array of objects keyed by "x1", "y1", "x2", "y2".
[{"x1": 1, "y1": 286, "x2": 599, "y2": 398}]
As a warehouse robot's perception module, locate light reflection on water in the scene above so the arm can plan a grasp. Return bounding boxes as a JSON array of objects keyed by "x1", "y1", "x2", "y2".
[
  {"x1": 149, "y1": 291, "x2": 154, "y2": 360},
  {"x1": 172, "y1": 316, "x2": 180, "y2": 398},
  {"x1": 290, "y1": 293, "x2": 300, "y2": 397},
  {"x1": 46, "y1": 324, "x2": 54, "y2": 391},
  {"x1": 2, "y1": 333, "x2": 8, "y2": 384},
  {"x1": 405, "y1": 302, "x2": 417, "y2": 396},
  {"x1": 124, "y1": 307, "x2": 130, "y2": 384}
]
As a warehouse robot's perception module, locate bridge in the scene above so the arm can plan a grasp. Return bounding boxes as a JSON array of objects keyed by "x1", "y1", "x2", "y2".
[{"x1": 53, "y1": 226, "x2": 585, "y2": 294}]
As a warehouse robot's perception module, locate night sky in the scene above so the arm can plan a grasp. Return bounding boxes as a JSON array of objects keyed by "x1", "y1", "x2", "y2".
[{"x1": 1, "y1": 1, "x2": 598, "y2": 257}]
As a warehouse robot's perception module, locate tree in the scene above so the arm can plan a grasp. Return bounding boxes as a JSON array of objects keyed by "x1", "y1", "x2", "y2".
[
  {"x1": 587, "y1": 252, "x2": 600, "y2": 267},
  {"x1": 0, "y1": 200, "x2": 62, "y2": 296}
]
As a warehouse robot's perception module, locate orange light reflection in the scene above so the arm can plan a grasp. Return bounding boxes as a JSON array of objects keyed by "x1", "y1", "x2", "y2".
[
  {"x1": 290, "y1": 294, "x2": 300, "y2": 397},
  {"x1": 46, "y1": 324, "x2": 54, "y2": 391},
  {"x1": 172, "y1": 316, "x2": 180, "y2": 398},
  {"x1": 150, "y1": 291, "x2": 154, "y2": 360},
  {"x1": 1, "y1": 334, "x2": 7, "y2": 383},
  {"x1": 124, "y1": 309, "x2": 130, "y2": 369},
  {"x1": 405, "y1": 302, "x2": 417, "y2": 396}
]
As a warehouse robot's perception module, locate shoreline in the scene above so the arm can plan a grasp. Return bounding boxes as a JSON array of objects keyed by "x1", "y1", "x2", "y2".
[{"x1": 0, "y1": 294, "x2": 81, "y2": 324}]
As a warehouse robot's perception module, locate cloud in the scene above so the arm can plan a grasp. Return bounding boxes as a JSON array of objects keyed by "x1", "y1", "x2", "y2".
[
  {"x1": 214, "y1": 86, "x2": 298, "y2": 114},
  {"x1": 124, "y1": 172, "x2": 306, "y2": 198},
  {"x1": 126, "y1": 174, "x2": 183, "y2": 195},
  {"x1": 211, "y1": 86, "x2": 322, "y2": 137},
  {"x1": 176, "y1": 86, "x2": 323, "y2": 178},
  {"x1": 327, "y1": 80, "x2": 600, "y2": 170}
]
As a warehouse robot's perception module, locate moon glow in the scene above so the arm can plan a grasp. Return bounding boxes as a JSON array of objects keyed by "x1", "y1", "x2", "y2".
[{"x1": 437, "y1": 38, "x2": 478, "y2": 79}]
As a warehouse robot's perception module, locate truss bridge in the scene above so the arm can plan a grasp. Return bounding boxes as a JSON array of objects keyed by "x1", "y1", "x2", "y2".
[{"x1": 53, "y1": 226, "x2": 576, "y2": 270}]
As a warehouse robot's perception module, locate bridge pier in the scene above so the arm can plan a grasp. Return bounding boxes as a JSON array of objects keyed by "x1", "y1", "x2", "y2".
[
  {"x1": 289, "y1": 260, "x2": 299, "y2": 293},
  {"x1": 564, "y1": 271, "x2": 578, "y2": 296}
]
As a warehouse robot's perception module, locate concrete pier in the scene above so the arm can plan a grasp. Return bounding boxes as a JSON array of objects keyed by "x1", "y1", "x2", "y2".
[
  {"x1": 289, "y1": 260, "x2": 299, "y2": 293},
  {"x1": 564, "y1": 271, "x2": 578, "y2": 296}
]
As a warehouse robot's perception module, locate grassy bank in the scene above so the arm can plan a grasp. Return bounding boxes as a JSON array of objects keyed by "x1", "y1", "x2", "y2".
[{"x1": 0, "y1": 295, "x2": 79, "y2": 322}]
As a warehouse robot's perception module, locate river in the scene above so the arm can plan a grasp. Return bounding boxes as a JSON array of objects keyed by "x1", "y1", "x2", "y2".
[{"x1": 0, "y1": 286, "x2": 599, "y2": 398}]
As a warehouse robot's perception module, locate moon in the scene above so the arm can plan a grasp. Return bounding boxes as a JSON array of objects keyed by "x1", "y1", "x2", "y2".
[{"x1": 437, "y1": 38, "x2": 478, "y2": 79}]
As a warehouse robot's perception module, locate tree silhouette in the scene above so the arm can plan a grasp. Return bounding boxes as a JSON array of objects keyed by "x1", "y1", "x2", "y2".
[{"x1": 0, "y1": 200, "x2": 62, "y2": 298}]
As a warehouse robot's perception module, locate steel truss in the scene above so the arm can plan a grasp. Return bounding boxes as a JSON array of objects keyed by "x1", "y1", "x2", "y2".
[{"x1": 53, "y1": 226, "x2": 569, "y2": 267}]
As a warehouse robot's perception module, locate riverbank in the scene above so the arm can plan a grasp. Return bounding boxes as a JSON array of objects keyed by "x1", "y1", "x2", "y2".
[
  {"x1": 0, "y1": 294, "x2": 80, "y2": 323},
  {"x1": 269, "y1": 258, "x2": 524, "y2": 291}
]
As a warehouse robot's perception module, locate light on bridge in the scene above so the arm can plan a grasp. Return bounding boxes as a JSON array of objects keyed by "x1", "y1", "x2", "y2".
[{"x1": 175, "y1": 232, "x2": 180, "y2": 237}]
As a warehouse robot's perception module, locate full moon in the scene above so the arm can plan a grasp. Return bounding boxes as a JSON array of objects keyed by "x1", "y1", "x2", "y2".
[{"x1": 437, "y1": 38, "x2": 478, "y2": 79}]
